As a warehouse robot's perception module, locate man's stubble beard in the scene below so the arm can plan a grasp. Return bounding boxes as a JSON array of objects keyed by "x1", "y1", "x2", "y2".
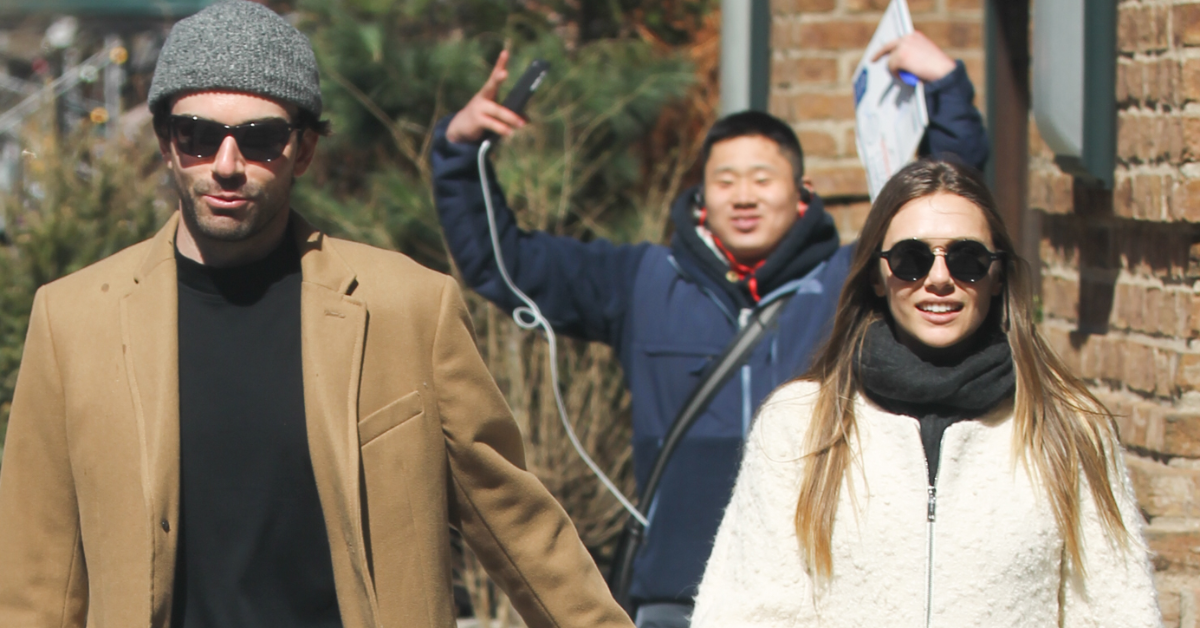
[{"x1": 174, "y1": 170, "x2": 291, "y2": 243}]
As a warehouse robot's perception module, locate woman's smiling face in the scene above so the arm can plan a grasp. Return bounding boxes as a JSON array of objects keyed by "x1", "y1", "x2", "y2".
[{"x1": 874, "y1": 193, "x2": 1003, "y2": 359}]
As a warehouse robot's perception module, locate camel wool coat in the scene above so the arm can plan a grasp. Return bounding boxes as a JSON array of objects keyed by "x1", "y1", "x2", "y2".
[{"x1": 0, "y1": 212, "x2": 632, "y2": 628}]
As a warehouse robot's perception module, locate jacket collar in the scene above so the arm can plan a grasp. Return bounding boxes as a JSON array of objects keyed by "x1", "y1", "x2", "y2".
[
  {"x1": 132, "y1": 211, "x2": 359, "y2": 296},
  {"x1": 669, "y1": 184, "x2": 841, "y2": 309}
]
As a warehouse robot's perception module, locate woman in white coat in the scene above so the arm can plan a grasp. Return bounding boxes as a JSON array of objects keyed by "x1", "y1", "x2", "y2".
[{"x1": 691, "y1": 159, "x2": 1161, "y2": 628}]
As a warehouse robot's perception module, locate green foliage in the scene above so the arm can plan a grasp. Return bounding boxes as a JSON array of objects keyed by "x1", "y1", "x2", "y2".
[
  {"x1": 0, "y1": 123, "x2": 169, "y2": 444},
  {"x1": 295, "y1": 0, "x2": 696, "y2": 267}
]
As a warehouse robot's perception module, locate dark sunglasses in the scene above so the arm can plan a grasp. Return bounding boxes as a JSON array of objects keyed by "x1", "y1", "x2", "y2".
[
  {"x1": 877, "y1": 239, "x2": 1005, "y2": 283},
  {"x1": 169, "y1": 115, "x2": 297, "y2": 162}
]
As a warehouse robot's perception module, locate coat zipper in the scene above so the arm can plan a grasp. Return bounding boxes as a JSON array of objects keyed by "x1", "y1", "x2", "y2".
[{"x1": 925, "y1": 485, "x2": 937, "y2": 628}]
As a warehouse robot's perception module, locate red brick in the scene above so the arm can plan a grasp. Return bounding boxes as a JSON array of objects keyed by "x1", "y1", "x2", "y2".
[
  {"x1": 781, "y1": 0, "x2": 836, "y2": 12},
  {"x1": 1042, "y1": 324, "x2": 1082, "y2": 373},
  {"x1": 1144, "y1": 520, "x2": 1200, "y2": 573},
  {"x1": 1117, "y1": 114, "x2": 1139, "y2": 165},
  {"x1": 1128, "y1": 115, "x2": 1152, "y2": 164},
  {"x1": 1162, "y1": 59, "x2": 1179, "y2": 107},
  {"x1": 1142, "y1": 59, "x2": 1161, "y2": 106},
  {"x1": 1190, "y1": 293, "x2": 1200, "y2": 337},
  {"x1": 1181, "y1": 57, "x2": 1200, "y2": 104},
  {"x1": 1177, "y1": 353, "x2": 1200, "y2": 393},
  {"x1": 1118, "y1": 4, "x2": 1138, "y2": 55},
  {"x1": 797, "y1": 129, "x2": 839, "y2": 158},
  {"x1": 1126, "y1": 455, "x2": 1200, "y2": 519},
  {"x1": 808, "y1": 166, "x2": 868, "y2": 196},
  {"x1": 1136, "y1": 5, "x2": 1170, "y2": 53},
  {"x1": 1173, "y1": 3, "x2": 1200, "y2": 47},
  {"x1": 1143, "y1": 58, "x2": 1180, "y2": 107},
  {"x1": 796, "y1": 20, "x2": 877, "y2": 50},
  {"x1": 1164, "y1": 115, "x2": 1185, "y2": 166},
  {"x1": 1165, "y1": 290, "x2": 1190, "y2": 338},
  {"x1": 844, "y1": 0, "x2": 890, "y2": 12},
  {"x1": 1042, "y1": 275, "x2": 1080, "y2": 322},
  {"x1": 772, "y1": 21, "x2": 796, "y2": 49},
  {"x1": 844, "y1": 0, "x2": 934, "y2": 12},
  {"x1": 1111, "y1": 281, "x2": 1139, "y2": 331},
  {"x1": 913, "y1": 19, "x2": 982, "y2": 50},
  {"x1": 1157, "y1": 348, "x2": 1179, "y2": 398},
  {"x1": 826, "y1": 200, "x2": 870, "y2": 243},
  {"x1": 1128, "y1": 173, "x2": 1169, "y2": 221},
  {"x1": 1119, "y1": 339, "x2": 1159, "y2": 394},
  {"x1": 1163, "y1": 411, "x2": 1200, "y2": 457},
  {"x1": 1113, "y1": 173, "x2": 1132, "y2": 218},
  {"x1": 1146, "y1": 286, "x2": 1170, "y2": 336},
  {"x1": 1126, "y1": 401, "x2": 1168, "y2": 452},
  {"x1": 1076, "y1": 335, "x2": 1104, "y2": 382},
  {"x1": 1159, "y1": 591, "x2": 1178, "y2": 627},
  {"x1": 843, "y1": 127, "x2": 859, "y2": 157},
  {"x1": 1027, "y1": 168, "x2": 1074, "y2": 214},
  {"x1": 1108, "y1": 396, "x2": 1149, "y2": 450},
  {"x1": 1116, "y1": 59, "x2": 1137, "y2": 105},
  {"x1": 1182, "y1": 116, "x2": 1200, "y2": 162},
  {"x1": 792, "y1": 92, "x2": 856, "y2": 120},
  {"x1": 1147, "y1": 116, "x2": 1169, "y2": 164},
  {"x1": 774, "y1": 57, "x2": 839, "y2": 85},
  {"x1": 1167, "y1": 176, "x2": 1200, "y2": 222}
]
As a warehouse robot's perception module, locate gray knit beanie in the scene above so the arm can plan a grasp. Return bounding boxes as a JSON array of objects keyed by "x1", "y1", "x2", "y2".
[{"x1": 148, "y1": 0, "x2": 321, "y2": 118}]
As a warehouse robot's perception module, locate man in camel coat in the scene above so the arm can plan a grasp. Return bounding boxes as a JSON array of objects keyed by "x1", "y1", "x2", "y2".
[{"x1": 0, "y1": 3, "x2": 632, "y2": 627}]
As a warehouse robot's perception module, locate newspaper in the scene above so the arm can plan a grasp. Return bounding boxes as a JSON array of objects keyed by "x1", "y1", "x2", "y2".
[{"x1": 853, "y1": 0, "x2": 929, "y2": 200}]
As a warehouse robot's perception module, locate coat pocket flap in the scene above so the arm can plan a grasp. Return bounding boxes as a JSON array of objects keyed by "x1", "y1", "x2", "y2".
[{"x1": 359, "y1": 390, "x2": 424, "y2": 445}]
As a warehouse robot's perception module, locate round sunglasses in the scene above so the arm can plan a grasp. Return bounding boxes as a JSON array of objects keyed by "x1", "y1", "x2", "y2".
[
  {"x1": 169, "y1": 115, "x2": 297, "y2": 163},
  {"x1": 877, "y1": 239, "x2": 1005, "y2": 283}
]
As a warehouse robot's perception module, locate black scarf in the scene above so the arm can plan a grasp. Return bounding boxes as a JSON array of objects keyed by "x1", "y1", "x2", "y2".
[
  {"x1": 669, "y1": 185, "x2": 841, "y2": 308},
  {"x1": 857, "y1": 320, "x2": 1015, "y2": 485}
]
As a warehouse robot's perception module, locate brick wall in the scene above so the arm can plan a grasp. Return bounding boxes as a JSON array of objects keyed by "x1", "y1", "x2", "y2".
[
  {"x1": 1028, "y1": 1, "x2": 1200, "y2": 623},
  {"x1": 770, "y1": 0, "x2": 985, "y2": 242}
]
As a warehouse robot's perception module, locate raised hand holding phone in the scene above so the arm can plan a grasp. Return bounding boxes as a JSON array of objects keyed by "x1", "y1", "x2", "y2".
[
  {"x1": 445, "y1": 51, "x2": 524, "y2": 142},
  {"x1": 460, "y1": 51, "x2": 647, "y2": 528},
  {"x1": 446, "y1": 51, "x2": 548, "y2": 143}
]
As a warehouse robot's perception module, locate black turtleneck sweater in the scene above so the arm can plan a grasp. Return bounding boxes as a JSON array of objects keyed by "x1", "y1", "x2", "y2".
[{"x1": 171, "y1": 234, "x2": 341, "y2": 628}]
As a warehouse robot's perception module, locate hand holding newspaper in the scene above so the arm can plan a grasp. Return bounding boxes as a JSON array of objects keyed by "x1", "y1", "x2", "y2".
[{"x1": 853, "y1": 0, "x2": 929, "y2": 200}]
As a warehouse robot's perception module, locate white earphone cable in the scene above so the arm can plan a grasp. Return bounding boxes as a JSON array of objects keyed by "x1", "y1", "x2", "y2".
[{"x1": 477, "y1": 139, "x2": 647, "y2": 527}]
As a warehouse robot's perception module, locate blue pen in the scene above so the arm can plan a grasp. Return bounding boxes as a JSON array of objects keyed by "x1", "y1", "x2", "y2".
[{"x1": 898, "y1": 70, "x2": 919, "y2": 86}]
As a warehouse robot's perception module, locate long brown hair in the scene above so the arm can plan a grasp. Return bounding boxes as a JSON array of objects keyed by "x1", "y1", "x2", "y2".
[{"x1": 794, "y1": 158, "x2": 1127, "y2": 579}]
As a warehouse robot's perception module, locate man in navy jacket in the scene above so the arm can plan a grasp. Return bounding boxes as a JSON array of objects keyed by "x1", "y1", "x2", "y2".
[{"x1": 432, "y1": 33, "x2": 988, "y2": 628}]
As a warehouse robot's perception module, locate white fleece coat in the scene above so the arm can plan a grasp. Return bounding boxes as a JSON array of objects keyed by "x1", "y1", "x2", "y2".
[{"x1": 691, "y1": 381, "x2": 1162, "y2": 628}]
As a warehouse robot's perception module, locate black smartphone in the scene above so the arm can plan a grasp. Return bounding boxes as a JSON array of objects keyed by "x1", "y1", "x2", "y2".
[{"x1": 500, "y1": 59, "x2": 550, "y2": 118}]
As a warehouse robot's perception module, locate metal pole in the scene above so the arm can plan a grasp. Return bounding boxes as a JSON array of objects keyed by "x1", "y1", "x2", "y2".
[{"x1": 720, "y1": 0, "x2": 771, "y2": 115}]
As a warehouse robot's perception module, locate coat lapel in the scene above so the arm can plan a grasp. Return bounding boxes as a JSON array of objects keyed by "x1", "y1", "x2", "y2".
[
  {"x1": 293, "y1": 216, "x2": 379, "y2": 627},
  {"x1": 118, "y1": 213, "x2": 182, "y2": 625}
]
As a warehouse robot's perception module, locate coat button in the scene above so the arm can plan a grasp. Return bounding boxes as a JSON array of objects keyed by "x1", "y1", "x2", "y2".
[
  {"x1": 161, "y1": 519, "x2": 170, "y2": 533},
  {"x1": 726, "y1": 270, "x2": 739, "y2": 282}
]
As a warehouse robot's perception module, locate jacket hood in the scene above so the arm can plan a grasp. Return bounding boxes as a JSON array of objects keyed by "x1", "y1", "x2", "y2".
[{"x1": 669, "y1": 184, "x2": 842, "y2": 308}]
